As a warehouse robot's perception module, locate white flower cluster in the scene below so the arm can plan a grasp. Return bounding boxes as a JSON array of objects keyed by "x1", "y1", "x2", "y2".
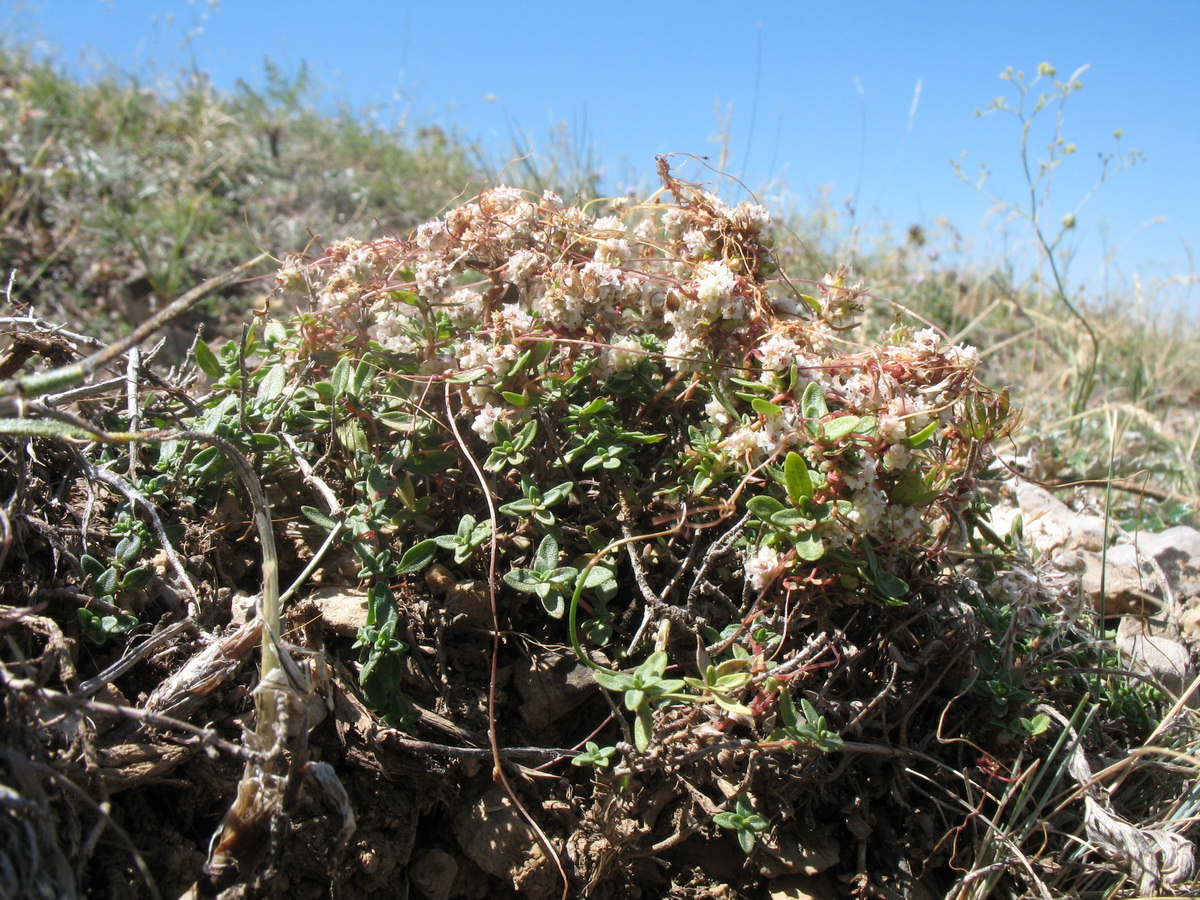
[{"x1": 282, "y1": 175, "x2": 1009, "y2": 590}]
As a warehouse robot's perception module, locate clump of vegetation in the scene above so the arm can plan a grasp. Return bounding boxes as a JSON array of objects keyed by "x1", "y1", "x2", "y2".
[
  {"x1": 0, "y1": 43, "x2": 1197, "y2": 900},
  {"x1": 0, "y1": 42, "x2": 481, "y2": 331}
]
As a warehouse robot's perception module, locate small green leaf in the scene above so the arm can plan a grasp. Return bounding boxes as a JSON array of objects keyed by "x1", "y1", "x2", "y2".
[
  {"x1": 873, "y1": 571, "x2": 909, "y2": 601},
  {"x1": 768, "y1": 508, "x2": 808, "y2": 528},
  {"x1": 793, "y1": 533, "x2": 824, "y2": 561},
  {"x1": 784, "y1": 451, "x2": 813, "y2": 504},
  {"x1": 747, "y1": 495, "x2": 785, "y2": 519},
  {"x1": 301, "y1": 506, "x2": 339, "y2": 533},
  {"x1": 904, "y1": 420, "x2": 938, "y2": 447},
  {"x1": 801, "y1": 381, "x2": 828, "y2": 419},
  {"x1": 256, "y1": 364, "x2": 288, "y2": 402},
  {"x1": 119, "y1": 567, "x2": 154, "y2": 591},
  {"x1": 592, "y1": 669, "x2": 635, "y2": 692},
  {"x1": 535, "y1": 534, "x2": 560, "y2": 570},
  {"x1": 352, "y1": 360, "x2": 373, "y2": 395},
  {"x1": 81, "y1": 554, "x2": 106, "y2": 580},
  {"x1": 397, "y1": 539, "x2": 437, "y2": 574},
  {"x1": 96, "y1": 567, "x2": 119, "y2": 595},
  {"x1": 633, "y1": 706, "x2": 654, "y2": 752},
  {"x1": 891, "y1": 469, "x2": 940, "y2": 506},
  {"x1": 822, "y1": 415, "x2": 866, "y2": 442},
  {"x1": 751, "y1": 397, "x2": 782, "y2": 417},
  {"x1": 115, "y1": 534, "x2": 142, "y2": 563},
  {"x1": 193, "y1": 340, "x2": 222, "y2": 378},
  {"x1": 336, "y1": 420, "x2": 370, "y2": 456},
  {"x1": 330, "y1": 356, "x2": 353, "y2": 399}
]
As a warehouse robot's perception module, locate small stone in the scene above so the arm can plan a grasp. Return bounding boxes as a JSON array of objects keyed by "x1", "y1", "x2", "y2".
[
  {"x1": 308, "y1": 586, "x2": 369, "y2": 636},
  {"x1": 1181, "y1": 607, "x2": 1200, "y2": 640},
  {"x1": 513, "y1": 650, "x2": 595, "y2": 729},
  {"x1": 1117, "y1": 616, "x2": 1194, "y2": 699},
  {"x1": 425, "y1": 563, "x2": 456, "y2": 598},
  {"x1": 767, "y1": 872, "x2": 838, "y2": 900},
  {"x1": 1078, "y1": 550, "x2": 1148, "y2": 616},
  {"x1": 452, "y1": 786, "x2": 537, "y2": 885},
  {"x1": 445, "y1": 580, "x2": 492, "y2": 627},
  {"x1": 408, "y1": 848, "x2": 457, "y2": 900},
  {"x1": 758, "y1": 824, "x2": 840, "y2": 878}
]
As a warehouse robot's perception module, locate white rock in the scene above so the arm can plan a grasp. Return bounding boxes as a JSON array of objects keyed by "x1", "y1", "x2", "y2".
[
  {"x1": 1117, "y1": 616, "x2": 1194, "y2": 699},
  {"x1": 307, "y1": 586, "x2": 369, "y2": 636}
]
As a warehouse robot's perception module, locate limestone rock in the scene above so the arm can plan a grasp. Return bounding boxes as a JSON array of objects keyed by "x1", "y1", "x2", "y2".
[
  {"x1": 1106, "y1": 526, "x2": 1200, "y2": 603},
  {"x1": 1117, "y1": 615, "x2": 1194, "y2": 699},
  {"x1": 444, "y1": 580, "x2": 492, "y2": 628},
  {"x1": 452, "y1": 786, "x2": 555, "y2": 900},
  {"x1": 513, "y1": 649, "x2": 596, "y2": 730},
  {"x1": 307, "y1": 586, "x2": 369, "y2": 636},
  {"x1": 1069, "y1": 524, "x2": 1200, "y2": 620},
  {"x1": 985, "y1": 479, "x2": 1106, "y2": 556},
  {"x1": 757, "y1": 823, "x2": 840, "y2": 878}
]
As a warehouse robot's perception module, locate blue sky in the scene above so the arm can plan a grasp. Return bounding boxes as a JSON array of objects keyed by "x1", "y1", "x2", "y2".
[{"x1": 6, "y1": 1, "x2": 1198, "y2": 309}]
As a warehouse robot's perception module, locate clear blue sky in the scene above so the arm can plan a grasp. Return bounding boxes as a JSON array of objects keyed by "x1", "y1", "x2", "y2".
[{"x1": 6, "y1": 0, "x2": 1198, "y2": 310}]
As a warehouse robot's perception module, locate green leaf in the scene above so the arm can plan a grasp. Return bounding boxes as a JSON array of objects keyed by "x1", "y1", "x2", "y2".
[
  {"x1": 783, "y1": 451, "x2": 813, "y2": 505},
  {"x1": 115, "y1": 534, "x2": 142, "y2": 563},
  {"x1": 96, "y1": 567, "x2": 119, "y2": 595},
  {"x1": 541, "y1": 482, "x2": 573, "y2": 506},
  {"x1": 119, "y1": 567, "x2": 153, "y2": 591},
  {"x1": 633, "y1": 705, "x2": 654, "y2": 752},
  {"x1": 891, "y1": 469, "x2": 940, "y2": 506},
  {"x1": 904, "y1": 420, "x2": 938, "y2": 447},
  {"x1": 397, "y1": 539, "x2": 437, "y2": 574},
  {"x1": 582, "y1": 564, "x2": 616, "y2": 591},
  {"x1": 822, "y1": 415, "x2": 866, "y2": 442},
  {"x1": 535, "y1": 534, "x2": 560, "y2": 571},
  {"x1": 592, "y1": 669, "x2": 635, "y2": 692},
  {"x1": 503, "y1": 568, "x2": 540, "y2": 593},
  {"x1": 193, "y1": 340, "x2": 222, "y2": 378},
  {"x1": 746, "y1": 495, "x2": 785, "y2": 519},
  {"x1": 301, "y1": 506, "x2": 339, "y2": 533},
  {"x1": 639, "y1": 650, "x2": 669, "y2": 679},
  {"x1": 751, "y1": 397, "x2": 782, "y2": 417},
  {"x1": 768, "y1": 508, "x2": 808, "y2": 528},
  {"x1": 541, "y1": 592, "x2": 566, "y2": 619},
  {"x1": 873, "y1": 571, "x2": 910, "y2": 602},
  {"x1": 779, "y1": 687, "x2": 798, "y2": 727},
  {"x1": 496, "y1": 496, "x2": 535, "y2": 518},
  {"x1": 801, "y1": 381, "x2": 828, "y2": 419},
  {"x1": 336, "y1": 420, "x2": 370, "y2": 456},
  {"x1": 80, "y1": 554, "x2": 106, "y2": 580},
  {"x1": 793, "y1": 533, "x2": 824, "y2": 561},
  {"x1": 256, "y1": 363, "x2": 288, "y2": 402},
  {"x1": 352, "y1": 360, "x2": 373, "y2": 395},
  {"x1": 572, "y1": 397, "x2": 607, "y2": 417},
  {"x1": 330, "y1": 355, "x2": 353, "y2": 400},
  {"x1": 446, "y1": 367, "x2": 488, "y2": 384}
]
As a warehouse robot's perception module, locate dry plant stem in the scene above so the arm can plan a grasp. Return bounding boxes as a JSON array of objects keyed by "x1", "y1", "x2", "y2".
[
  {"x1": 79, "y1": 459, "x2": 201, "y2": 613},
  {"x1": 2, "y1": 673, "x2": 264, "y2": 765},
  {"x1": 443, "y1": 381, "x2": 572, "y2": 900},
  {"x1": 0, "y1": 252, "x2": 271, "y2": 407},
  {"x1": 276, "y1": 431, "x2": 346, "y2": 605},
  {"x1": 2, "y1": 748, "x2": 163, "y2": 900},
  {"x1": 76, "y1": 620, "x2": 192, "y2": 698}
]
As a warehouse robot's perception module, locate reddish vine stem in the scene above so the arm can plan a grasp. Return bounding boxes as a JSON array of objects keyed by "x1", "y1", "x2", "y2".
[{"x1": 442, "y1": 381, "x2": 572, "y2": 900}]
